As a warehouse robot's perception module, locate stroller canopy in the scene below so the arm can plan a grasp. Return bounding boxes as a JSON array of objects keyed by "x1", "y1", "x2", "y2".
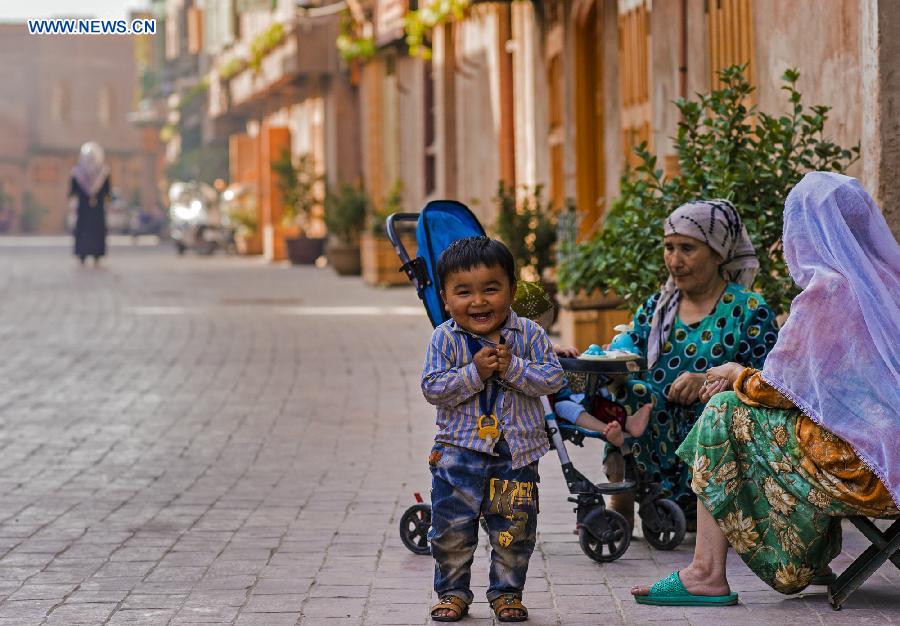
[{"x1": 416, "y1": 201, "x2": 486, "y2": 327}]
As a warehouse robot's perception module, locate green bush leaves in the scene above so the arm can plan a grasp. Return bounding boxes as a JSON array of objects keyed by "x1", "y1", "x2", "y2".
[{"x1": 558, "y1": 65, "x2": 859, "y2": 314}]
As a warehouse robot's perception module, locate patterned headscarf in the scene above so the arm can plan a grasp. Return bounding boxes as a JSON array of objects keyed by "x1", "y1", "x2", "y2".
[
  {"x1": 71, "y1": 141, "x2": 110, "y2": 200},
  {"x1": 761, "y1": 172, "x2": 900, "y2": 506},
  {"x1": 647, "y1": 199, "x2": 759, "y2": 368}
]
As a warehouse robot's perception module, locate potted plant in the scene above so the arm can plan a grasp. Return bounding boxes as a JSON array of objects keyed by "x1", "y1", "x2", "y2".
[
  {"x1": 361, "y1": 181, "x2": 417, "y2": 286},
  {"x1": 231, "y1": 209, "x2": 260, "y2": 255},
  {"x1": 491, "y1": 182, "x2": 565, "y2": 328},
  {"x1": 222, "y1": 183, "x2": 261, "y2": 255},
  {"x1": 324, "y1": 183, "x2": 368, "y2": 275},
  {"x1": 273, "y1": 150, "x2": 325, "y2": 264},
  {"x1": 555, "y1": 202, "x2": 631, "y2": 349},
  {"x1": 493, "y1": 182, "x2": 557, "y2": 283}
]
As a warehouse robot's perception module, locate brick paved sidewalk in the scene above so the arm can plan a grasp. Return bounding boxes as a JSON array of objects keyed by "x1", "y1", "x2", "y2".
[{"x1": 0, "y1": 241, "x2": 895, "y2": 625}]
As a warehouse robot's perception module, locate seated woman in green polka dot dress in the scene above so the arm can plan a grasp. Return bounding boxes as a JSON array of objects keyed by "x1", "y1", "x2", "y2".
[{"x1": 595, "y1": 200, "x2": 778, "y2": 526}]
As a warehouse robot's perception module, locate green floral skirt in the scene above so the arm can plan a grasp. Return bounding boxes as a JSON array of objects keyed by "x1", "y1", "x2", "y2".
[{"x1": 676, "y1": 392, "x2": 858, "y2": 594}]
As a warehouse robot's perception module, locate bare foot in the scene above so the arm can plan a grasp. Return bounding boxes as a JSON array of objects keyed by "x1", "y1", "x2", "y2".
[
  {"x1": 604, "y1": 421, "x2": 625, "y2": 447},
  {"x1": 631, "y1": 565, "x2": 731, "y2": 598},
  {"x1": 624, "y1": 403, "x2": 652, "y2": 438}
]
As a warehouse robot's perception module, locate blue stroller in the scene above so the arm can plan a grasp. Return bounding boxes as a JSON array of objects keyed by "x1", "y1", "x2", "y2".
[{"x1": 387, "y1": 201, "x2": 686, "y2": 563}]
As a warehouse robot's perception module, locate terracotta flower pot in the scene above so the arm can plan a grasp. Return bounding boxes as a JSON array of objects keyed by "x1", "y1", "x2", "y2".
[
  {"x1": 235, "y1": 233, "x2": 262, "y2": 255},
  {"x1": 285, "y1": 236, "x2": 325, "y2": 265},
  {"x1": 360, "y1": 232, "x2": 417, "y2": 286},
  {"x1": 556, "y1": 290, "x2": 631, "y2": 351},
  {"x1": 325, "y1": 241, "x2": 362, "y2": 276}
]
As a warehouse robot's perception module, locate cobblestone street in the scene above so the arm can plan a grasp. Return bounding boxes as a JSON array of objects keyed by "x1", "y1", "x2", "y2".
[{"x1": 0, "y1": 239, "x2": 896, "y2": 625}]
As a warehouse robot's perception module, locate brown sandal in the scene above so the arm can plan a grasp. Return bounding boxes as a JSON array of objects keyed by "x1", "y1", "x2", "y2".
[
  {"x1": 490, "y1": 594, "x2": 528, "y2": 622},
  {"x1": 430, "y1": 594, "x2": 469, "y2": 622}
]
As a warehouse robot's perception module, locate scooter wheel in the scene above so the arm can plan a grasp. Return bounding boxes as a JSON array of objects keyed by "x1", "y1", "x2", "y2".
[
  {"x1": 196, "y1": 241, "x2": 218, "y2": 255},
  {"x1": 578, "y1": 507, "x2": 630, "y2": 563},
  {"x1": 642, "y1": 499, "x2": 686, "y2": 550},
  {"x1": 399, "y1": 503, "x2": 432, "y2": 555}
]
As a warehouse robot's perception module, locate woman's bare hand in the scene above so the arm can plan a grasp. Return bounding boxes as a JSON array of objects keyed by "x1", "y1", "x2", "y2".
[
  {"x1": 667, "y1": 372, "x2": 707, "y2": 405},
  {"x1": 553, "y1": 344, "x2": 579, "y2": 358},
  {"x1": 705, "y1": 362, "x2": 744, "y2": 387},
  {"x1": 698, "y1": 377, "x2": 730, "y2": 403}
]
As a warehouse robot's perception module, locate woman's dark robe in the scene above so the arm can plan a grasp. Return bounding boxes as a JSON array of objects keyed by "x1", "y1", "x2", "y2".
[{"x1": 70, "y1": 175, "x2": 110, "y2": 258}]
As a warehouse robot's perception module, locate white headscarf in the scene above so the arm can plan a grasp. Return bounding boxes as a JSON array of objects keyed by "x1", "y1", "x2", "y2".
[
  {"x1": 71, "y1": 141, "x2": 110, "y2": 200},
  {"x1": 646, "y1": 199, "x2": 759, "y2": 368}
]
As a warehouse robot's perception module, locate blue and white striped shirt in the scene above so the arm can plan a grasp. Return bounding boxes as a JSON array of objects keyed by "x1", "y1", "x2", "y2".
[{"x1": 421, "y1": 310, "x2": 566, "y2": 469}]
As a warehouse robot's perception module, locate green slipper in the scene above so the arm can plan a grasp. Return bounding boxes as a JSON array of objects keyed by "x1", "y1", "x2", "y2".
[{"x1": 634, "y1": 571, "x2": 739, "y2": 606}]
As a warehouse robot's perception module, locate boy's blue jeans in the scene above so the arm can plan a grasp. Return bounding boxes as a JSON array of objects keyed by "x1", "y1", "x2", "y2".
[{"x1": 428, "y1": 438, "x2": 539, "y2": 605}]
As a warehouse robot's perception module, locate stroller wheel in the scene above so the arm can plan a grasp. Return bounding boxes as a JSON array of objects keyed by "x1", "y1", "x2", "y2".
[
  {"x1": 642, "y1": 499, "x2": 687, "y2": 550},
  {"x1": 578, "y1": 507, "x2": 630, "y2": 563},
  {"x1": 399, "y1": 503, "x2": 432, "y2": 555}
]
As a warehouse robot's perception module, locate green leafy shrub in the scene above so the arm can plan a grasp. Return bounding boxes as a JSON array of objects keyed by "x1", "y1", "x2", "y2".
[
  {"x1": 325, "y1": 183, "x2": 368, "y2": 244},
  {"x1": 218, "y1": 56, "x2": 246, "y2": 81},
  {"x1": 164, "y1": 144, "x2": 229, "y2": 186},
  {"x1": 369, "y1": 180, "x2": 404, "y2": 238},
  {"x1": 558, "y1": 65, "x2": 859, "y2": 314},
  {"x1": 20, "y1": 192, "x2": 47, "y2": 233},
  {"x1": 336, "y1": 9, "x2": 375, "y2": 63},
  {"x1": 273, "y1": 151, "x2": 321, "y2": 232},
  {"x1": 177, "y1": 78, "x2": 209, "y2": 111},
  {"x1": 493, "y1": 182, "x2": 557, "y2": 282},
  {"x1": 404, "y1": 0, "x2": 469, "y2": 59},
  {"x1": 248, "y1": 22, "x2": 285, "y2": 72},
  {"x1": 229, "y1": 206, "x2": 258, "y2": 237}
]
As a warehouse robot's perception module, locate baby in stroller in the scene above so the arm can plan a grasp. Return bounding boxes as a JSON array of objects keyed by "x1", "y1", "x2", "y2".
[
  {"x1": 553, "y1": 391, "x2": 652, "y2": 447},
  {"x1": 510, "y1": 282, "x2": 652, "y2": 448}
]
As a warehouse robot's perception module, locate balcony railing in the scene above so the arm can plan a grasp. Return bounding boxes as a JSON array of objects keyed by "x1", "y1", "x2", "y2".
[{"x1": 210, "y1": 13, "x2": 341, "y2": 116}]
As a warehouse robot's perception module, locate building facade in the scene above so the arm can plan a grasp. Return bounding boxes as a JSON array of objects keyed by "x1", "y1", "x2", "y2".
[
  {"x1": 148, "y1": 0, "x2": 898, "y2": 251},
  {"x1": 354, "y1": 0, "x2": 899, "y2": 238},
  {"x1": 0, "y1": 24, "x2": 154, "y2": 234},
  {"x1": 199, "y1": 0, "x2": 361, "y2": 260}
]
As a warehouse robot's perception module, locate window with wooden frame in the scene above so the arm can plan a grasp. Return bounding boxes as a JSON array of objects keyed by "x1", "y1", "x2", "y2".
[
  {"x1": 617, "y1": 0, "x2": 650, "y2": 169},
  {"x1": 382, "y1": 52, "x2": 400, "y2": 196},
  {"x1": 424, "y1": 59, "x2": 436, "y2": 197},
  {"x1": 546, "y1": 15, "x2": 565, "y2": 213},
  {"x1": 187, "y1": 6, "x2": 203, "y2": 55},
  {"x1": 706, "y1": 0, "x2": 755, "y2": 90},
  {"x1": 98, "y1": 85, "x2": 114, "y2": 128},
  {"x1": 363, "y1": 58, "x2": 386, "y2": 207},
  {"x1": 51, "y1": 81, "x2": 71, "y2": 124},
  {"x1": 573, "y1": 0, "x2": 604, "y2": 237}
]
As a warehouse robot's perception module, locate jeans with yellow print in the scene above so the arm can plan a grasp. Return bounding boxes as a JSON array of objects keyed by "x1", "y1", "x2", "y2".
[{"x1": 428, "y1": 439, "x2": 539, "y2": 605}]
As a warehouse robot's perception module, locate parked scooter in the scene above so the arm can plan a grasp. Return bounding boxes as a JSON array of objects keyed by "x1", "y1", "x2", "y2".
[{"x1": 168, "y1": 181, "x2": 235, "y2": 255}]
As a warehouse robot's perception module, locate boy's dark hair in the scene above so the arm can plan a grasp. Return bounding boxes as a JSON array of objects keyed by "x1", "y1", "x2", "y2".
[{"x1": 437, "y1": 236, "x2": 516, "y2": 289}]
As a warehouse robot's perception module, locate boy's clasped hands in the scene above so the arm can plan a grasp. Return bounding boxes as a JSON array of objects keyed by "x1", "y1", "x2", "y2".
[{"x1": 473, "y1": 342, "x2": 511, "y2": 381}]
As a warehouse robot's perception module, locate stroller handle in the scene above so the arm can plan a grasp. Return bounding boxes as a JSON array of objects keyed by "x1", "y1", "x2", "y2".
[
  {"x1": 385, "y1": 212, "x2": 419, "y2": 266},
  {"x1": 386, "y1": 212, "x2": 429, "y2": 291}
]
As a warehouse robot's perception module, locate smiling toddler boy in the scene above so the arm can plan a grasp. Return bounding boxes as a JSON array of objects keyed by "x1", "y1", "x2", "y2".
[{"x1": 421, "y1": 236, "x2": 565, "y2": 622}]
